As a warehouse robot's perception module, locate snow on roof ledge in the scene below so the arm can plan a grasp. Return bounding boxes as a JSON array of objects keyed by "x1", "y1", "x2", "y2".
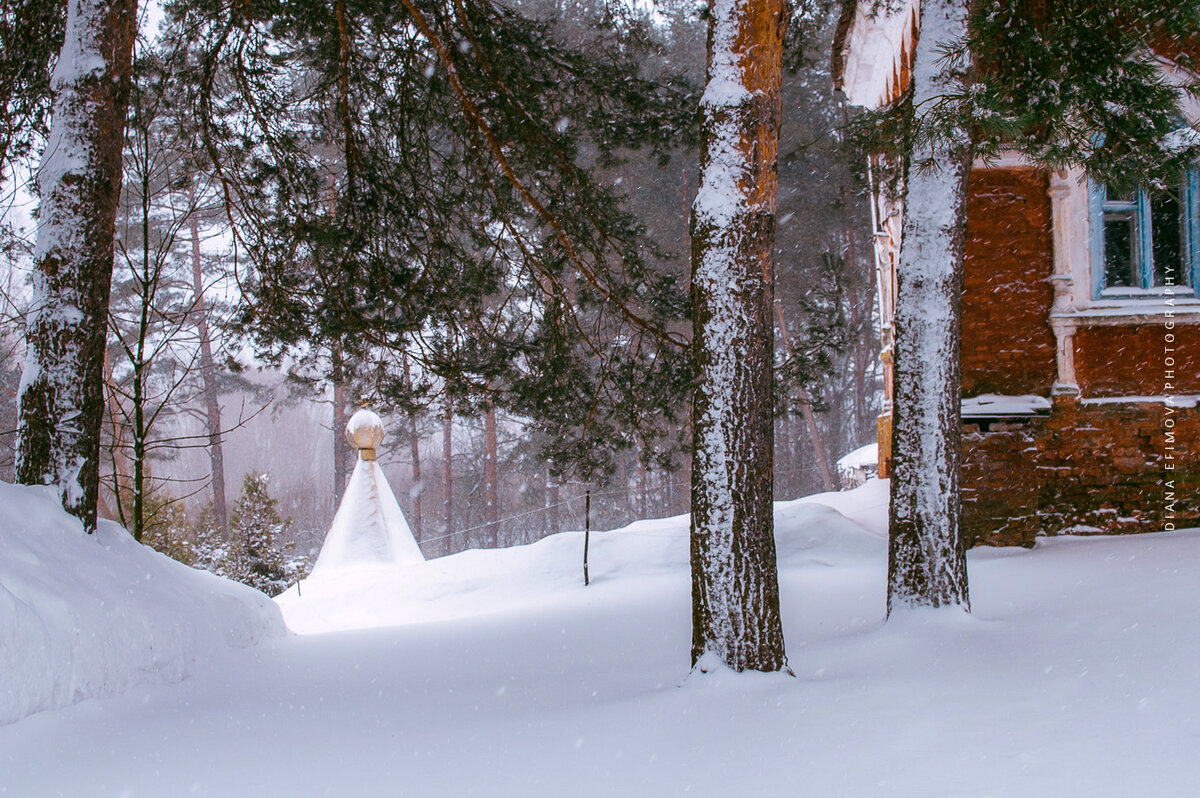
[
  {"x1": 1081, "y1": 395, "x2": 1200, "y2": 408},
  {"x1": 961, "y1": 394, "x2": 1052, "y2": 418},
  {"x1": 837, "y1": 443, "x2": 879, "y2": 471},
  {"x1": 832, "y1": 0, "x2": 918, "y2": 109}
]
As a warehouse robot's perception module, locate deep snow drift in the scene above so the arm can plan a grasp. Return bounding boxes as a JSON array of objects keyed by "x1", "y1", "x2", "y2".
[
  {"x1": 277, "y1": 477, "x2": 890, "y2": 634},
  {"x1": 0, "y1": 482, "x2": 285, "y2": 726},
  {"x1": 4, "y1": 478, "x2": 1200, "y2": 797}
]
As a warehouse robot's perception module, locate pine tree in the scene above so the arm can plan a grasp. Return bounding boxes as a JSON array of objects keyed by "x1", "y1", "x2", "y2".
[
  {"x1": 189, "y1": 502, "x2": 229, "y2": 577},
  {"x1": 166, "y1": 0, "x2": 695, "y2": 485},
  {"x1": 226, "y1": 471, "x2": 294, "y2": 597},
  {"x1": 0, "y1": 0, "x2": 63, "y2": 179},
  {"x1": 688, "y1": 0, "x2": 788, "y2": 673},
  {"x1": 105, "y1": 46, "x2": 199, "y2": 541},
  {"x1": 139, "y1": 491, "x2": 193, "y2": 565}
]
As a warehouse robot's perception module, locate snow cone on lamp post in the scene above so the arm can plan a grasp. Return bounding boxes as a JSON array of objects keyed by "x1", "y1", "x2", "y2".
[{"x1": 308, "y1": 408, "x2": 425, "y2": 577}]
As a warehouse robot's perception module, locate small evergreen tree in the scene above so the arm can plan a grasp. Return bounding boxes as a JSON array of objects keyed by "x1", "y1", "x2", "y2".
[
  {"x1": 137, "y1": 490, "x2": 194, "y2": 565},
  {"x1": 189, "y1": 502, "x2": 230, "y2": 577},
  {"x1": 227, "y1": 472, "x2": 294, "y2": 597}
]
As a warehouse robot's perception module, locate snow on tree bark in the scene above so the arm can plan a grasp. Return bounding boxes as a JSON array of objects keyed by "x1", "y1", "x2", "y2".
[
  {"x1": 689, "y1": 0, "x2": 787, "y2": 672},
  {"x1": 887, "y1": 0, "x2": 971, "y2": 614},
  {"x1": 17, "y1": 0, "x2": 137, "y2": 533}
]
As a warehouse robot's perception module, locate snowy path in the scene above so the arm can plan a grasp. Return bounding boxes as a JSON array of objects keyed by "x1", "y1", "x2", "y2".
[{"x1": 4, "y1": 485, "x2": 1200, "y2": 797}]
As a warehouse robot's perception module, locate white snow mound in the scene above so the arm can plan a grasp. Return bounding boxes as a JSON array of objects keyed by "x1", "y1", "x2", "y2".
[
  {"x1": 278, "y1": 479, "x2": 889, "y2": 635},
  {"x1": 0, "y1": 482, "x2": 285, "y2": 726}
]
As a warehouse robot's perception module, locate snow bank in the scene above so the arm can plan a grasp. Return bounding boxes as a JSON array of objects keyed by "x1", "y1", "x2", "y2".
[
  {"x1": 278, "y1": 480, "x2": 888, "y2": 634},
  {"x1": 0, "y1": 482, "x2": 285, "y2": 726},
  {"x1": 7, "y1": 476, "x2": 1200, "y2": 796}
]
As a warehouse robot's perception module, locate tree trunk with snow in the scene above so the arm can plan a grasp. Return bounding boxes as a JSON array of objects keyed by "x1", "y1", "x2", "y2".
[
  {"x1": 689, "y1": 0, "x2": 787, "y2": 672},
  {"x1": 887, "y1": 0, "x2": 972, "y2": 614},
  {"x1": 16, "y1": 0, "x2": 137, "y2": 533}
]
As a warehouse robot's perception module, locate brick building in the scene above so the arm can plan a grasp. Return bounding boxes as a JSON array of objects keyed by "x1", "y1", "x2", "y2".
[{"x1": 832, "y1": 0, "x2": 1199, "y2": 545}]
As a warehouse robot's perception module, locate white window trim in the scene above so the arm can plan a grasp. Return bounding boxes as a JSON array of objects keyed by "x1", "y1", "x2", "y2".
[{"x1": 1087, "y1": 172, "x2": 1200, "y2": 299}]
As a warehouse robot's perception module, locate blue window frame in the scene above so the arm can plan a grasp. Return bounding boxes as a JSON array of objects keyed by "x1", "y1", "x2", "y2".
[{"x1": 1089, "y1": 169, "x2": 1200, "y2": 298}]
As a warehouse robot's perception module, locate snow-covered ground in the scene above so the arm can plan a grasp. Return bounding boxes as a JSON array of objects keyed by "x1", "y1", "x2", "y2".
[
  {"x1": 0, "y1": 482, "x2": 284, "y2": 727},
  {"x1": 4, "y1": 478, "x2": 1200, "y2": 796}
]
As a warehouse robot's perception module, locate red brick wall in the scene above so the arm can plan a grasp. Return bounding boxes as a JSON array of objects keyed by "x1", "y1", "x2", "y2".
[
  {"x1": 962, "y1": 168, "x2": 1057, "y2": 396},
  {"x1": 961, "y1": 398, "x2": 1199, "y2": 547},
  {"x1": 1074, "y1": 325, "x2": 1200, "y2": 397}
]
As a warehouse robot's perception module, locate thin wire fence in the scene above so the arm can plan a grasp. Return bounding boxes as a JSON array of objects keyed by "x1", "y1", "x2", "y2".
[{"x1": 415, "y1": 463, "x2": 838, "y2": 556}]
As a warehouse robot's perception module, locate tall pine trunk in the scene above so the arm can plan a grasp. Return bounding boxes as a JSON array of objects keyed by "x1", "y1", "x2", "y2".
[
  {"x1": 401, "y1": 355, "x2": 423, "y2": 542},
  {"x1": 188, "y1": 211, "x2": 227, "y2": 533},
  {"x1": 331, "y1": 347, "x2": 350, "y2": 506},
  {"x1": 689, "y1": 0, "x2": 787, "y2": 672},
  {"x1": 887, "y1": 0, "x2": 972, "y2": 614},
  {"x1": 17, "y1": 0, "x2": 138, "y2": 533},
  {"x1": 442, "y1": 401, "x2": 453, "y2": 553},
  {"x1": 408, "y1": 411, "x2": 423, "y2": 542},
  {"x1": 129, "y1": 142, "x2": 152, "y2": 542},
  {"x1": 483, "y1": 398, "x2": 499, "y2": 547},
  {"x1": 545, "y1": 472, "x2": 559, "y2": 535}
]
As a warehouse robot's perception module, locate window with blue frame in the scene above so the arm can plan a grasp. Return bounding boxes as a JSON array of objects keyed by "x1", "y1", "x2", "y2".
[{"x1": 1089, "y1": 168, "x2": 1199, "y2": 298}]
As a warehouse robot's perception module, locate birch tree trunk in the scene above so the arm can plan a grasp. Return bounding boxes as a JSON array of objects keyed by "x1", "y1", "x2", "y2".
[
  {"x1": 689, "y1": 0, "x2": 787, "y2": 672},
  {"x1": 17, "y1": 0, "x2": 137, "y2": 533},
  {"x1": 887, "y1": 0, "x2": 972, "y2": 614}
]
